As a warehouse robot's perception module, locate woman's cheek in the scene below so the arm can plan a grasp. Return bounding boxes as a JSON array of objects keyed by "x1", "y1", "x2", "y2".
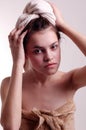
[
  {"x1": 56, "y1": 48, "x2": 61, "y2": 60},
  {"x1": 30, "y1": 55, "x2": 43, "y2": 66}
]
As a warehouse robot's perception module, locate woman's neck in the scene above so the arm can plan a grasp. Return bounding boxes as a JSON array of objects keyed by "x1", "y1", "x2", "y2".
[{"x1": 29, "y1": 69, "x2": 58, "y2": 85}]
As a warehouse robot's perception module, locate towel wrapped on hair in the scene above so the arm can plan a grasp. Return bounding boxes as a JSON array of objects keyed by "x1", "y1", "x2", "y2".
[{"x1": 16, "y1": 0, "x2": 56, "y2": 29}]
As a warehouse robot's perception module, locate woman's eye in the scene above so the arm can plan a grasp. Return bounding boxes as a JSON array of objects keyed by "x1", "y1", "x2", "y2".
[
  {"x1": 33, "y1": 49, "x2": 42, "y2": 54},
  {"x1": 51, "y1": 44, "x2": 58, "y2": 50}
]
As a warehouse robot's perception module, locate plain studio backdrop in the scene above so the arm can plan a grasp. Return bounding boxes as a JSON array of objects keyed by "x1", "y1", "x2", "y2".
[{"x1": 0, "y1": 0, "x2": 86, "y2": 130}]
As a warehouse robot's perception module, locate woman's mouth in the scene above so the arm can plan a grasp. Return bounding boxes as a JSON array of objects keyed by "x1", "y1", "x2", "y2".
[{"x1": 44, "y1": 63, "x2": 57, "y2": 68}]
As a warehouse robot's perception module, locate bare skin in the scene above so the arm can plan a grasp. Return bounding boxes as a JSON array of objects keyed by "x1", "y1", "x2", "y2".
[{"x1": 0, "y1": 2, "x2": 86, "y2": 130}]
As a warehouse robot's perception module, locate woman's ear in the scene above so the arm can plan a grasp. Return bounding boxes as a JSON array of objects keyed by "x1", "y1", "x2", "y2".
[
  {"x1": 24, "y1": 58, "x2": 29, "y2": 72},
  {"x1": 25, "y1": 51, "x2": 29, "y2": 59},
  {"x1": 23, "y1": 53, "x2": 29, "y2": 71}
]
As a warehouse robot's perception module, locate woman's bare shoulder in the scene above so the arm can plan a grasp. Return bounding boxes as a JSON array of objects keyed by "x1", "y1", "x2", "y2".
[
  {"x1": 0, "y1": 77, "x2": 11, "y2": 102},
  {"x1": 56, "y1": 70, "x2": 74, "y2": 87},
  {"x1": 57, "y1": 70, "x2": 73, "y2": 80},
  {"x1": 1, "y1": 77, "x2": 10, "y2": 88},
  {"x1": 55, "y1": 70, "x2": 68, "y2": 80}
]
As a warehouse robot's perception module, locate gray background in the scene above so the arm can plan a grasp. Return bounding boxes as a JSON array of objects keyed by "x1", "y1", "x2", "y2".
[{"x1": 0, "y1": 0, "x2": 86, "y2": 130}]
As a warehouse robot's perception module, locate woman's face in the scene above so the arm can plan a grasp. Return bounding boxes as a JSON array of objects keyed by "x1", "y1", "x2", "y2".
[{"x1": 26, "y1": 27, "x2": 61, "y2": 75}]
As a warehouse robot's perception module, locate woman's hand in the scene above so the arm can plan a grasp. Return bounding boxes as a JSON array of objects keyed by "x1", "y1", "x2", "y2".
[
  {"x1": 49, "y1": 2, "x2": 65, "y2": 30},
  {"x1": 8, "y1": 27, "x2": 27, "y2": 66}
]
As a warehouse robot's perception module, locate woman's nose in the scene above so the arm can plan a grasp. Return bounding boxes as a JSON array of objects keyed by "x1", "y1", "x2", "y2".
[{"x1": 43, "y1": 51, "x2": 53, "y2": 62}]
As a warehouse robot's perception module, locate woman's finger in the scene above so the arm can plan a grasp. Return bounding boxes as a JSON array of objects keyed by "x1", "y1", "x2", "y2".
[
  {"x1": 17, "y1": 30, "x2": 28, "y2": 45},
  {"x1": 8, "y1": 26, "x2": 28, "y2": 48},
  {"x1": 8, "y1": 28, "x2": 17, "y2": 44},
  {"x1": 13, "y1": 26, "x2": 26, "y2": 42}
]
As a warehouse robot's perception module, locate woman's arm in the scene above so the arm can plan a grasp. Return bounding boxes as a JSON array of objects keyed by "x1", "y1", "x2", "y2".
[
  {"x1": 1, "y1": 65, "x2": 23, "y2": 130},
  {"x1": 59, "y1": 23, "x2": 86, "y2": 56},
  {"x1": 59, "y1": 23, "x2": 86, "y2": 89},
  {"x1": 1, "y1": 27, "x2": 27, "y2": 130},
  {"x1": 50, "y1": 2, "x2": 86, "y2": 56},
  {"x1": 50, "y1": 2, "x2": 86, "y2": 89}
]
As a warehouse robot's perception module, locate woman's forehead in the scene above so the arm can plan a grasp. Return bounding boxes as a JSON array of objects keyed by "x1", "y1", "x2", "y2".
[{"x1": 28, "y1": 27, "x2": 58, "y2": 46}]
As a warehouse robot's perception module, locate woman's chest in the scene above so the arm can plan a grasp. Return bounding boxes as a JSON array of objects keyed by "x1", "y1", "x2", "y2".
[{"x1": 22, "y1": 84, "x2": 69, "y2": 111}]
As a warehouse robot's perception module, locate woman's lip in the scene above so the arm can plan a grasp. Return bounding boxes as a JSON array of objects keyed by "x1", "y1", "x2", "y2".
[{"x1": 44, "y1": 63, "x2": 57, "y2": 68}]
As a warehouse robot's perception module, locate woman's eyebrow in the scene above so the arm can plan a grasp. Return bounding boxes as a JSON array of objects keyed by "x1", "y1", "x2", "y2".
[
  {"x1": 33, "y1": 46, "x2": 43, "y2": 49},
  {"x1": 50, "y1": 41, "x2": 58, "y2": 46}
]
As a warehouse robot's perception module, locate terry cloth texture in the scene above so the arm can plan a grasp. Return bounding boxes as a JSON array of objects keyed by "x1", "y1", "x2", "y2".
[{"x1": 16, "y1": 0, "x2": 56, "y2": 29}]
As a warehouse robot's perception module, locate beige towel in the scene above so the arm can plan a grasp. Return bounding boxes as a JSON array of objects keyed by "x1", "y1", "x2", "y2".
[
  {"x1": 20, "y1": 100, "x2": 76, "y2": 130},
  {"x1": 16, "y1": 0, "x2": 56, "y2": 29}
]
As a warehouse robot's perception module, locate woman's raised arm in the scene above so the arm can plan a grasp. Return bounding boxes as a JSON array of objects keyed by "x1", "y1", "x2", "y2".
[
  {"x1": 1, "y1": 27, "x2": 27, "y2": 130},
  {"x1": 50, "y1": 2, "x2": 86, "y2": 89},
  {"x1": 50, "y1": 2, "x2": 86, "y2": 56}
]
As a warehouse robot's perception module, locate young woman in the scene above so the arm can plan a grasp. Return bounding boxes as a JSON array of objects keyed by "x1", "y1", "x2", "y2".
[{"x1": 0, "y1": 0, "x2": 86, "y2": 130}]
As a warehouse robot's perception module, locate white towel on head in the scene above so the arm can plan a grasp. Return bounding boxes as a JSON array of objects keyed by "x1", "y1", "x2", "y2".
[{"x1": 16, "y1": 0, "x2": 56, "y2": 29}]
